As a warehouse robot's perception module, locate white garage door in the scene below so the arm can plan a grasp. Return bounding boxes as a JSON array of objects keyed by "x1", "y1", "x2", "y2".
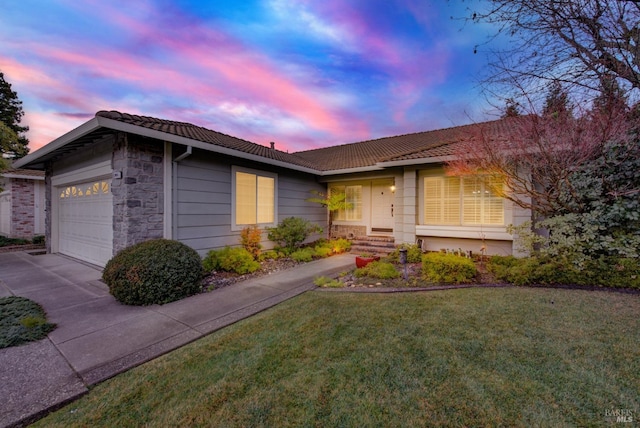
[{"x1": 57, "y1": 179, "x2": 113, "y2": 267}]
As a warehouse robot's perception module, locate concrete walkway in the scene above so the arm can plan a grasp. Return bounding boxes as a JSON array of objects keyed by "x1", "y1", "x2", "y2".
[{"x1": 0, "y1": 251, "x2": 354, "y2": 428}]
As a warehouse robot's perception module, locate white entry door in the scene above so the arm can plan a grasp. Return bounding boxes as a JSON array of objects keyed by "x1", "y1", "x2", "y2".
[
  {"x1": 371, "y1": 181, "x2": 394, "y2": 232},
  {"x1": 57, "y1": 179, "x2": 113, "y2": 266}
]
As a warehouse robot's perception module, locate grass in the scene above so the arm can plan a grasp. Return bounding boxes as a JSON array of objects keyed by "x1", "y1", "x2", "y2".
[
  {"x1": 0, "y1": 296, "x2": 56, "y2": 348},
  {"x1": 35, "y1": 288, "x2": 639, "y2": 427}
]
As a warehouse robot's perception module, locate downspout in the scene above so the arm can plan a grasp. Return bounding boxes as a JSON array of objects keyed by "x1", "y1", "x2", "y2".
[{"x1": 172, "y1": 146, "x2": 192, "y2": 239}]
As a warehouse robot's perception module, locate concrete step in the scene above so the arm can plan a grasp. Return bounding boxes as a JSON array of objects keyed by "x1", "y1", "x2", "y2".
[{"x1": 351, "y1": 236, "x2": 396, "y2": 255}]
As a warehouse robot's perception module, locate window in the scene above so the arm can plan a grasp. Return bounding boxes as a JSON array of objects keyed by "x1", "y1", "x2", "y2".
[
  {"x1": 234, "y1": 169, "x2": 276, "y2": 226},
  {"x1": 424, "y1": 176, "x2": 504, "y2": 225},
  {"x1": 332, "y1": 185, "x2": 362, "y2": 221}
]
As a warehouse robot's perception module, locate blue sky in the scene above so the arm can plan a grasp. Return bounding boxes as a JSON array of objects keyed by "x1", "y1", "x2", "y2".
[{"x1": 0, "y1": 0, "x2": 499, "y2": 152}]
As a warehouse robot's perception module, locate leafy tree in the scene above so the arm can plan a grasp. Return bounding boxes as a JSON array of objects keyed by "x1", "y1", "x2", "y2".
[
  {"x1": 0, "y1": 72, "x2": 29, "y2": 159},
  {"x1": 306, "y1": 189, "x2": 353, "y2": 239}
]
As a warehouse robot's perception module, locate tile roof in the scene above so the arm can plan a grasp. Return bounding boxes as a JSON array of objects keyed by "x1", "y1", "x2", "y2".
[
  {"x1": 96, "y1": 111, "x2": 317, "y2": 170},
  {"x1": 97, "y1": 111, "x2": 520, "y2": 173},
  {"x1": 294, "y1": 119, "x2": 514, "y2": 171}
]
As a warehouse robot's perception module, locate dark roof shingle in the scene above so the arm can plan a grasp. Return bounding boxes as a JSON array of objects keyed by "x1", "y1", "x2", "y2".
[
  {"x1": 293, "y1": 120, "x2": 511, "y2": 171},
  {"x1": 96, "y1": 110, "x2": 317, "y2": 170}
]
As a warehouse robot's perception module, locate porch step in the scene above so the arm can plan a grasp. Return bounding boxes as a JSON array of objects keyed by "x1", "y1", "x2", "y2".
[{"x1": 350, "y1": 236, "x2": 396, "y2": 255}]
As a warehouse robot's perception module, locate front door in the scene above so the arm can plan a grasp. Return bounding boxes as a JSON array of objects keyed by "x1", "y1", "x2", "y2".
[{"x1": 371, "y1": 181, "x2": 394, "y2": 233}]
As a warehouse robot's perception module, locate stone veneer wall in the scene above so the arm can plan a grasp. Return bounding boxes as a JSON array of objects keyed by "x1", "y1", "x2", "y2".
[
  {"x1": 111, "y1": 132, "x2": 164, "y2": 254},
  {"x1": 9, "y1": 178, "x2": 36, "y2": 239},
  {"x1": 331, "y1": 224, "x2": 367, "y2": 239}
]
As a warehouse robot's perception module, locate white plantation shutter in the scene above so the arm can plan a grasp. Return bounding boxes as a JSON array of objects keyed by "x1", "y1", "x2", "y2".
[
  {"x1": 345, "y1": 185, "x2": 362, "y2": 221},
  {"x1": 484, "y1": 177, "x2": 504, "y2": 225},
  {"x1": 424, "y1": 177, "x2": 460, "y2": 224},
  {"x1": 424, "y1": 176, "x2": 504, "y2": 226},
  {"x1": 462, "y1": 178, "x2": 482, "y2": 224},
  {"x1": 332, "y1": 185, "x2": 362, "y2": 221}
]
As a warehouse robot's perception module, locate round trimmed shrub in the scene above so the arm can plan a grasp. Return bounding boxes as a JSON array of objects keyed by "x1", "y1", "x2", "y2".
[
  {"x1": 422, "y1": 252, "x2": 477, "y2": 284},
  {"x1": 103, "y1": 239, "x2": 203, "y2": 305}
]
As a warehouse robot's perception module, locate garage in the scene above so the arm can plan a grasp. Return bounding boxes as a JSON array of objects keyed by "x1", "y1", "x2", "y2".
[{"x1": 57, "y1": 178, "x2": 113, "y2": 267}]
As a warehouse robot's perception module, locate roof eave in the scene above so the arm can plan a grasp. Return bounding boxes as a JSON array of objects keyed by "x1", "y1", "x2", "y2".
[
  {"x1": 1, "y1": 173, "x2": 45, "y2": 180},
  {"x1": 317, "y1": 165, "x2": 387, "y2": 176},
  {"x1": 14, "y1": 116, "x2": 322, "y2": 175},
  {"x1": 376, "y1": 155, "x2": 456, "y2": 168},
  {"x1": 12, "y1": 117, "x2": 102, "y2": 169}
]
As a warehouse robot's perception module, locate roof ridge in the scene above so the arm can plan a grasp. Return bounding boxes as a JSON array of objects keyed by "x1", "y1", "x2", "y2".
[{"x1": 294, "y1": 118, "x2": 504, "y2": 155}]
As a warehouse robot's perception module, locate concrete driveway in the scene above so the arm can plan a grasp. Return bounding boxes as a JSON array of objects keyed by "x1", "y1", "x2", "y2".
[{"x1": 0, "y1": 250, "x2": 353, "y2": 428}]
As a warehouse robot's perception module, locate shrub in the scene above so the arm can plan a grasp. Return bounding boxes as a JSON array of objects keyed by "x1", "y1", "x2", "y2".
[
  {"x1": 260, "y1": 249, "x2": 285, "y2": 261},
  {"x1": 489, "y1": 255, "x2": 640, "y2": 288},
  {"x1": 314, "y1": 245, "x2": 334, "y2": 258},
  {"x1": 330, "y1": 238, "x2": 352, "y2": 254},
  {"x1": 389, "y1": 243, "x2": 423, "y2": 263},
  {"x1": 240, "y1": 225, "x2": 262, "y2": 259},
  {"x1": 267, "y1": 217, "x2": 322, "y2": 252},
  {"x1": 422, "y1": 252, "x2": 477, "y2": 284},
  {"x1": 103, "y1": 239, "x2": 203, "y2": 306},
  {"x1": 32, "y1": 235, "x2": 45, "y2": 245},
  {"x1": 314, "y1": 276, "x2": 344, "y2": 288},
  {"x1": 354, "y1": 261, "x2": 400, "y2": 279},
  {"x1": 0, "y1": 296, "x2": 56, "y2": 349},
  {"x1": 203, "y1": 247, "x2": 260, "y2": 275},
  {"x1": 291, "y1": 247, "x2": 315, "y2": 262}
]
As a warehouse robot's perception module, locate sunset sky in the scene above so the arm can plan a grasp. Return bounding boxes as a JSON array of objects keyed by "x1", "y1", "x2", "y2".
[{"x1": 0, "y1": 0, "x2": 501, "y2": 153}]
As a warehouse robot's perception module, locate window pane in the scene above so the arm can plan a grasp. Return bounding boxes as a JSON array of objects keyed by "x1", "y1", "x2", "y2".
[
  {"x1": 236, "y1": 171, "x2": 256, "y2": 225},
  {"x1": 462, "y1": 178, "x2": 482, "y2": 224},
  {"x1": 424, "y1": 177, "x2": 442, "y2": 224},
  {"x1": 442, "y1": 177, "x2": 461, "y2": 224},
  {"x1": 484, "y1": 177, "x2": 504, "y2": 225},
  {"x1": 331, "y1": 186, "x2": 346, "y2": 221},
  {"x1": 424, "y1": 177, "x2": 460, "y2": 224},
  {"x1": 257, "y1": 176, "x2": 275, "y2": 223},
  {"x1": 345, "y1": 186, "x2": 362, "y2": 221}
]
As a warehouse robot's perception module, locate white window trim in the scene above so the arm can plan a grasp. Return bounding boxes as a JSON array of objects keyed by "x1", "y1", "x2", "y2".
[
  {"x1": 418, "y1": 169, "x2": 513, "y2": 240},
  {"x1": 231, "y1": 166, "x2": 278, "y2": 231}
]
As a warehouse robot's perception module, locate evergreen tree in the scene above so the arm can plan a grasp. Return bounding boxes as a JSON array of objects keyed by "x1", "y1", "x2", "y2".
[
  {"x1": 501, "y1": 98, "x2": 521, "y2": 118},
  {"x1": 0, "y1": 72, "x2": 29, "y2": 158},
  {"x1": 542, "y1": 80, "x2": 571, "y2": 119}
]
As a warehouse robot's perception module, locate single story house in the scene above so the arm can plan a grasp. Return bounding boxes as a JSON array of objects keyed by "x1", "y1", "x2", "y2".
[
  {"x1": 14, "y1": 110, "x2": 529, "y2": 267},
  {"x1": 0, "y1": 168, "x2": 46, "y2": 239}
]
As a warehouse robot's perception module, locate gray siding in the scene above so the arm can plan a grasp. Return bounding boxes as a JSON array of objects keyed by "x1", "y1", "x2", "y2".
[{"x1": 175, "y1": 150, "x2": 326, "y2": 256}]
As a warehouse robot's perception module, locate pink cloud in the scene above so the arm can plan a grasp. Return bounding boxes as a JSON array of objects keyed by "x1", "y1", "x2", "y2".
[{"x1": 62, "y1": 1, "x2": 371, "y2": 144}]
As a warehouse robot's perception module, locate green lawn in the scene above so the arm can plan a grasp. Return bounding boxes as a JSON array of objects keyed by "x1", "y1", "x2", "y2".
[{"x1": 36, "y1": 288, "x2": 639, "y2": 427}]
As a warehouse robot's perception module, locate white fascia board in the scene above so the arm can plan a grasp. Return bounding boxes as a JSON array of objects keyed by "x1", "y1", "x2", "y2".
[
  {"x1": 95, "y1": 116, "x2": 321, "y2": 175},
  {"x1": 376, "y1": 155, "x2": 456, "y2": 168},
  {"x1": 316, "y1": 165, "x2": 386, "y2": 176},
  {"x1": 12, "y1": 117, "x2": 102, "y2": 169},
  {"x1": 2, "y1": 174, "x2": 45, "y2": 181}
]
